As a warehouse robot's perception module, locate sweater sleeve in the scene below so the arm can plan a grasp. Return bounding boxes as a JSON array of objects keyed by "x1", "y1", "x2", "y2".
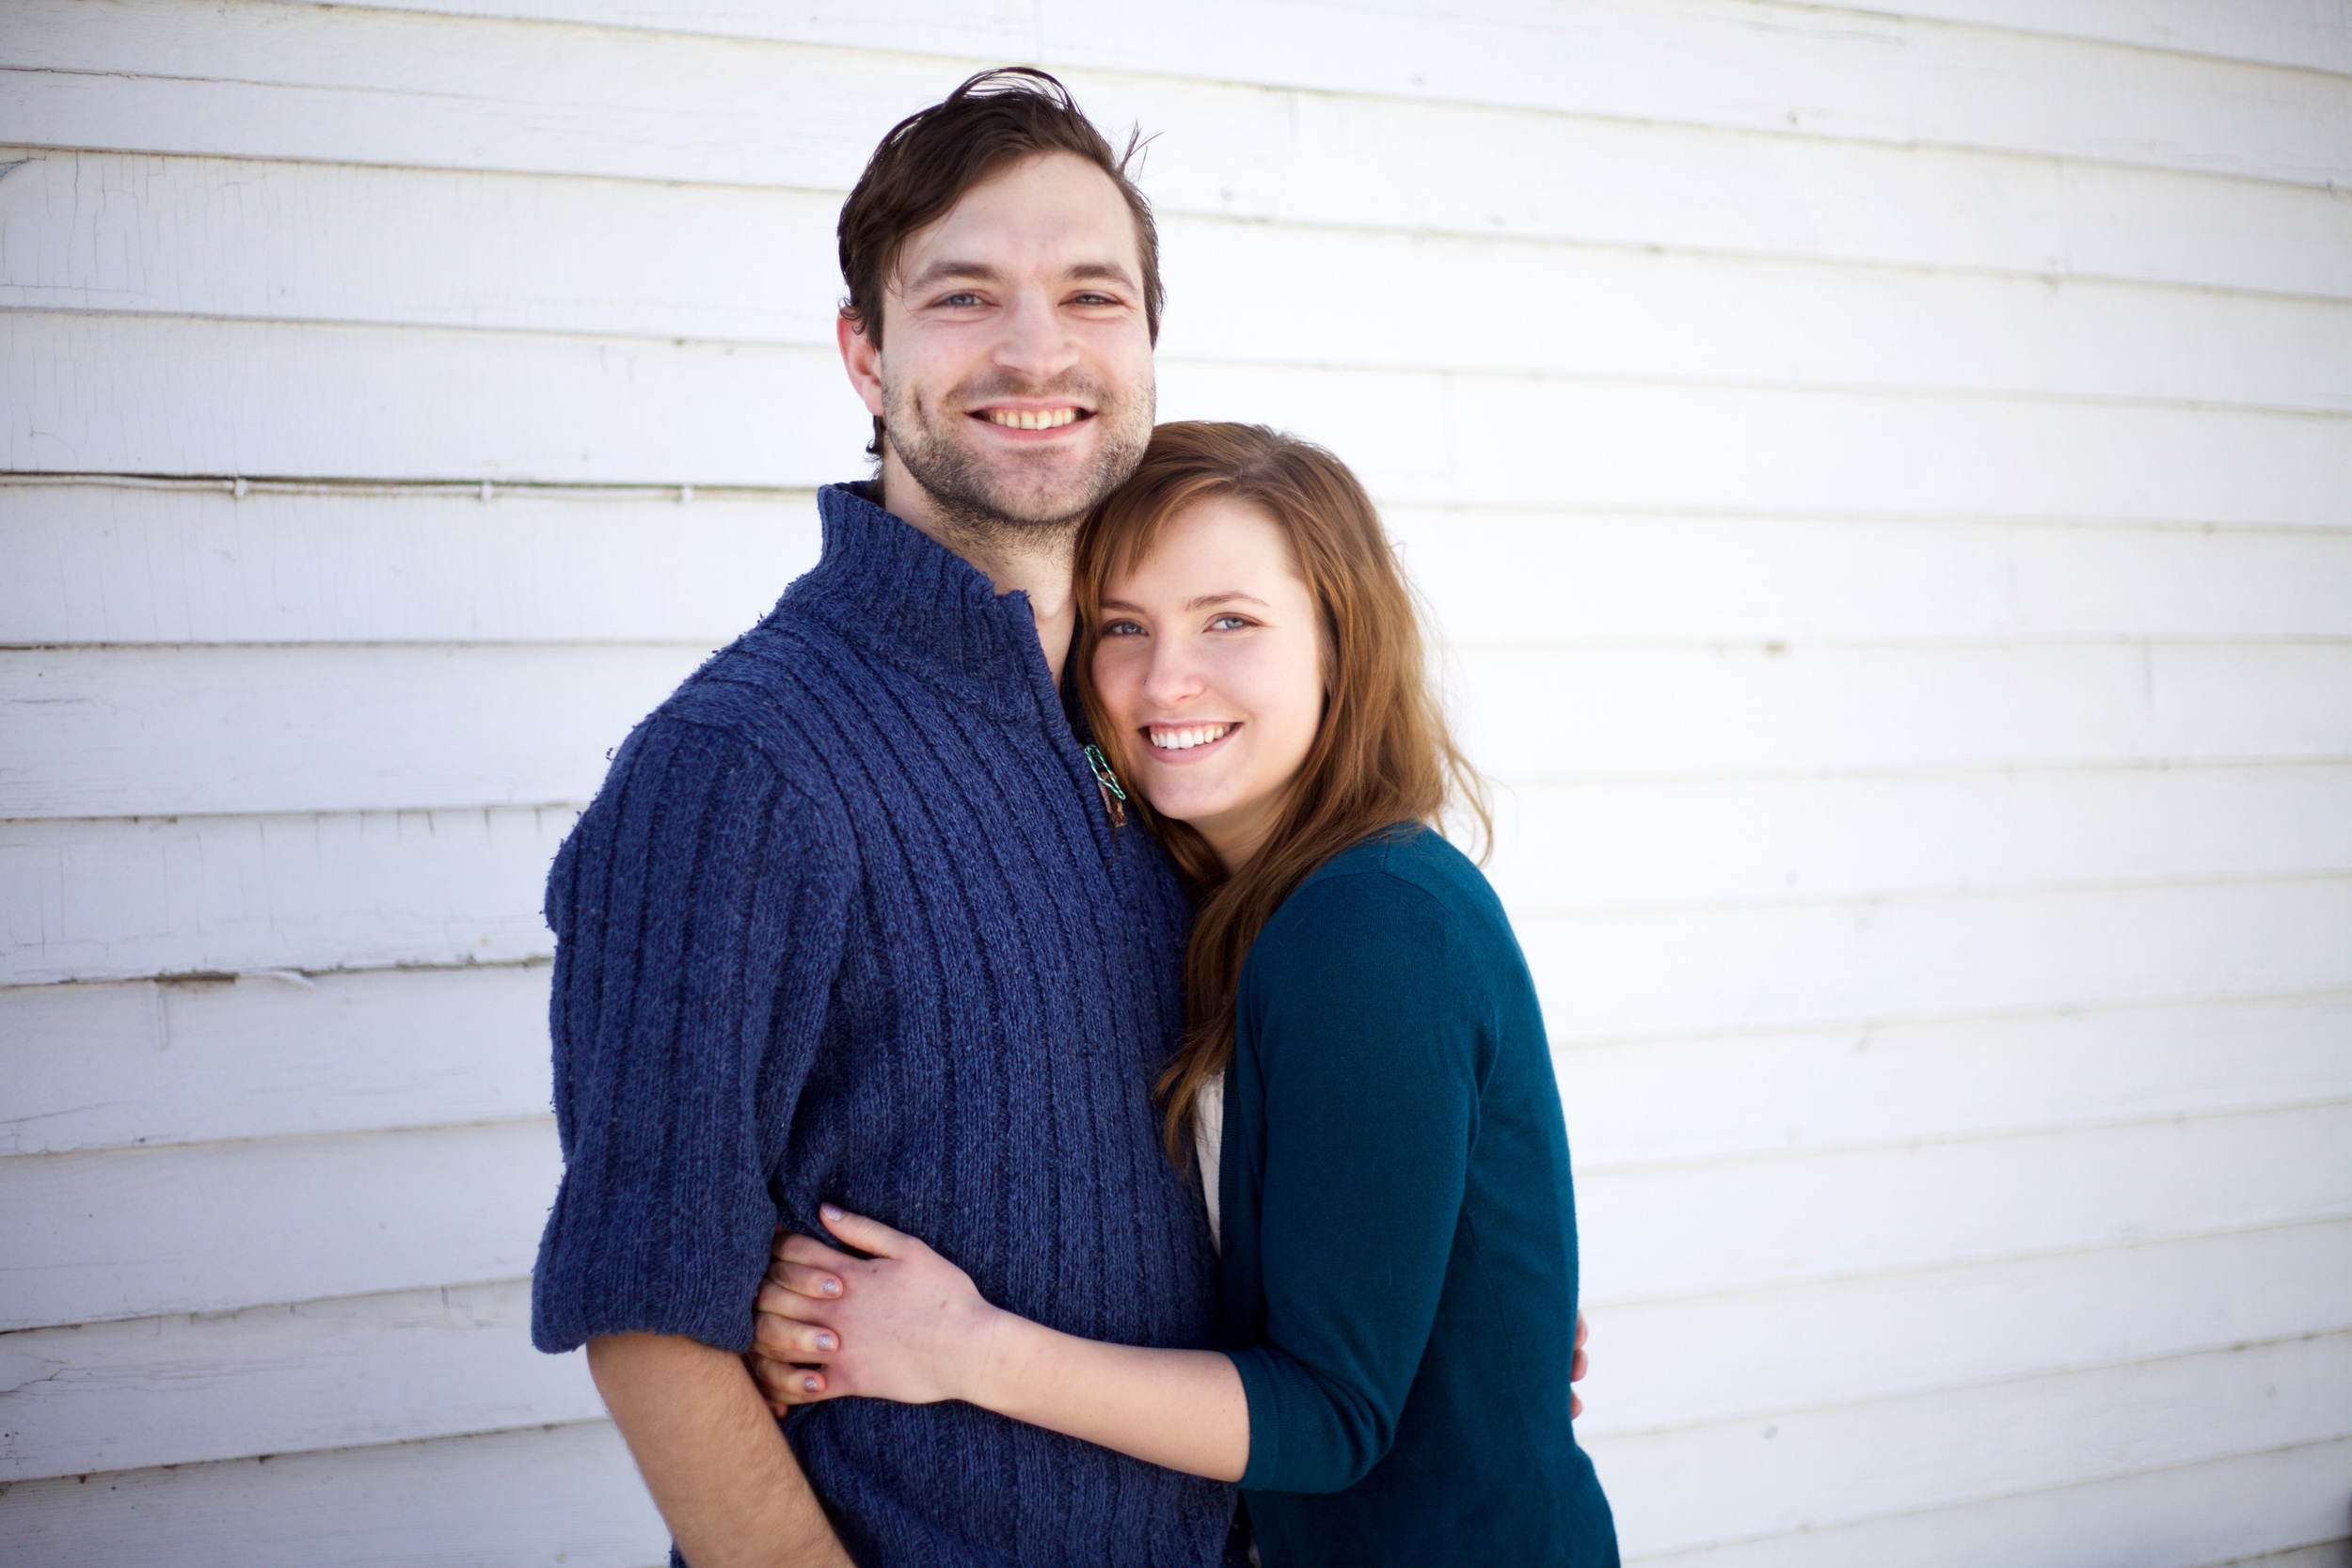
[
  {"x1": 531, "y1": 715, "x2": 851, "y2": 1354},
  {"x1": 1227, "y1": 870, "x2": 1482, "y2": 1494}
]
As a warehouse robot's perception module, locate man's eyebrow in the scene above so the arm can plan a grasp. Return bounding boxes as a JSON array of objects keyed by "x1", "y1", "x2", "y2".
[
  {"x1": 900, "y1": 259, "x2": 1007, "y2": 293},
  {"x1": 1067, "y1": 261, "x2": 1141, "y2": 291},
  {"x1": 900, "y1": 259, "x2": 1142, "y2": 294}
]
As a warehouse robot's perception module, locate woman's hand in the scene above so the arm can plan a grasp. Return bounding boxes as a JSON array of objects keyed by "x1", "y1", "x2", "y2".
[{"x1": 748, "y1": 1205, "x2": 1009, "y2": 1417}]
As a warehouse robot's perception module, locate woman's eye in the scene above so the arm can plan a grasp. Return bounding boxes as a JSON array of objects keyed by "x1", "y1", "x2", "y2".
[
  {"x1": 1103, "y1": 620, "x2": 1145, "y2": 638},
  {"x1": 1209, "y1": 615, "x2": 1252, "y2": 632}
]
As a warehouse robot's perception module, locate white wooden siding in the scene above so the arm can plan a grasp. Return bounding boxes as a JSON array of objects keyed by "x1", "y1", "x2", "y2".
[{"x1": 2, "y1": 2, "x2": 2345, "y2": 1563}]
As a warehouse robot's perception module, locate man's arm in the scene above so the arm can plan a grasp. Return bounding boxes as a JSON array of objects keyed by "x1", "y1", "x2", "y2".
[{"x1": 590, "y1": 1333, "x2": 853, "y2": 1568}]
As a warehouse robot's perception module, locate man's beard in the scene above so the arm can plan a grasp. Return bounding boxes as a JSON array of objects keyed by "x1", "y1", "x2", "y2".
[{"x1": 881, "y1": 368, "x2": 1154, "y2": 548}]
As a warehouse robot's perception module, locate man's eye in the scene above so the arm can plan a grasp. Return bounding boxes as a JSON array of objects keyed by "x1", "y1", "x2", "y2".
[
  {"x1": 936, "y1": 292, "x2": 984, "y2": 308},
  {"x1": 1072, "y1": 293, "x2": 1120, "y2": 307}
]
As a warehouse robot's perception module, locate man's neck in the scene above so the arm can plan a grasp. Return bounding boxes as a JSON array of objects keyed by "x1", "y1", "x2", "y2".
[{"x1": 879, "y1": 461, "x2": 1078, "y2": 688}]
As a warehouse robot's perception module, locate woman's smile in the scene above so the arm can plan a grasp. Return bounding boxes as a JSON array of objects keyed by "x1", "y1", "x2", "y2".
[{"x1": 1142, "y1": 721, "x2": 1241, "y2": 759}]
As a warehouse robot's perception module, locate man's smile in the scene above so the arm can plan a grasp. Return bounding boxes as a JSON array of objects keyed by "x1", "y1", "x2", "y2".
[{"x1": 975, "y1": 404, "x2": 1091, "y2": 433}]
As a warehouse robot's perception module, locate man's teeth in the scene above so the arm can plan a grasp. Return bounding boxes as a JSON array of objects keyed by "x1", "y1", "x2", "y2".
[
  {"x1": 1150, "y1": 723, "x2": 1235, "y2": 752},
  {"x1": 986, "y1": 408, "x2": 1080, "y2": 430}
]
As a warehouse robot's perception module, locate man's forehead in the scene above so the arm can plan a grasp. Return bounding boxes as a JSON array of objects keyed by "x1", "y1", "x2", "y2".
[{"x1": 890, "y1": 151, "x2": 1142, "y2": 289}]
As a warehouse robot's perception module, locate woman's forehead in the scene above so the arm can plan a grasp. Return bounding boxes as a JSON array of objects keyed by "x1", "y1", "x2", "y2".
[{"x1": 1107, "y1": 498, "x2": 1303, "y2": 594}]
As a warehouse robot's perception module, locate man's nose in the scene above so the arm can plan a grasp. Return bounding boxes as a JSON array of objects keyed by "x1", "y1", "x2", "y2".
[{"x1": 993, "y1": 289, "x2": 1079, "y2": 380}]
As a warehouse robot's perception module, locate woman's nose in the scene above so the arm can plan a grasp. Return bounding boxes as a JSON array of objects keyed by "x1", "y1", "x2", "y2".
[{"x1": 1140, "y1": 642, "x2": 1206, "y2": 705}]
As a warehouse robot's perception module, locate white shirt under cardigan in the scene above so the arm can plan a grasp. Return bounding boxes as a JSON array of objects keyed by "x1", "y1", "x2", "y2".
[{"x1": 1195, "y1": 1073, "x2": 1227, "y2": 1249}]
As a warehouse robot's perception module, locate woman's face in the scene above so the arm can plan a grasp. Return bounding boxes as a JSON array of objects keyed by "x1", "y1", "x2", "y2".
[{"x1": 1091, "y1": 497, "x2": 1325, "y2": 872}]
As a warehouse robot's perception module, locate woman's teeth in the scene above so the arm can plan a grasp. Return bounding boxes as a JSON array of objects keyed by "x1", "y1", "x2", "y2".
[
  {"x1": 986, "y1": 408, "x2": 1080, "y2": 430},
  {"x1": 1149, "y1": 723, "x2": 1235, "y2": 752}
]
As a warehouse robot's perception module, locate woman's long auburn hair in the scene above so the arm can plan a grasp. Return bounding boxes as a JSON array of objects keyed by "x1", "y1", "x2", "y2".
[{"x1": 1073, "y1": 422, "x2": 1490, "y2": 1164}]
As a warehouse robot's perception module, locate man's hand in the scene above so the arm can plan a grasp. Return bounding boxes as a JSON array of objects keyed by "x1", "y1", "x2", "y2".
[
  {"x1": 749, "y1": 1206, "x2": 1009, "y2": 1414},
  {"x1": 588, "y1": 1332, "x2": 854, "y2": 1568},
  {"x1": 1571, "y1": 1310, "x2": 1590, "y2": 1419}
]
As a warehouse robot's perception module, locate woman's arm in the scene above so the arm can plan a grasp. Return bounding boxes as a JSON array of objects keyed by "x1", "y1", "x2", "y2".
[{"x1": 750, "y1": 1207, "x2": 1250, "y2": 1482}]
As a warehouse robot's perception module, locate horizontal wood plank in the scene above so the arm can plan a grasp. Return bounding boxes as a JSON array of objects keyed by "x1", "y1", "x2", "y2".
[
  {"x1": 0, "y1": 965, "x2": 551, "y2": 1158},
  {"x1": 1157, "y1": 360, "x2": 2352, "y2": 526},
  {"x1": 1580, "y1": 1218, "x2": 2352, "y2": 1436},
  {"x1": 0, "y1": 1419, "x2": 666, "y2": 1567},
  {"x1": 9, "y1": 1081, "x2": 2342, "y2": 1335},
  {"x1": 0, "y1": 642, "x2": 702, "y2": 818},
  {"x1": 1620, "y1": 1432, "x2": 2352, "y2": 1568},
  {"x1": 0, "y1": 481, "x2": 819, "y2": 647},
  {"x1": 0, "y1": 1119, "x2": 560, "y2": 1330},
  {"x1": 158, "y1": 0, "x2": 2352, "y2": 188},
  {"x1": 1729, "y1": 0, "x2": 2352, "y2": 85},
  {"x1": 1456, "y1": 642, "x2": 2352, "y2": 783},
  {"x1": 9, "y1": 149, "x2": 2350, "y2": 412},
  {"x1": 15, "y1": 312, "x2": 2350, "y2": 521},
  {"x1": 1561, "y1": 990, "x2": 2352, "y2": 1168},
  {"x1": 9, "y1": 972, "x2": 2344, "y2": 1172},
  {"x1": 0, "y1": 810, "x2": 568, "y2": 986},
  {"x1": 1160, "y1": 217, "x2": 2352, "y2": 412},
  {"x1": 8, "y1": 640, "x2": 2349, "y2": 819},
  {"x1": 1392, "y1": 507, "x2": 2352, "y2": 646},
  {"x1": 1577, "y1": 1100, "x2": 2352, "y2": 1302},
  {"x1": 1592, "y1": 1333, "x2": 2352, "y2": 1557},
  {"x1": 1526, "y1": 874, "x2": 2352, "y2": 1043},
  {"x1": 0, "y1": 312, "x2": 867, "y2": 486},
  {"x1": 0, "y1": 149, "x2": 845, "y2": 347},
  {"x1": 8, "y1": 761, "x2": 2346, "y2": 986},
  {"x1": 1891, "y1": 2, "x2": 2352, "y2": 75},
  {"x1": 13, "y1": 484, "x2": 2350, "y2": 649},
  {"x1": 1491, "y1": 762, "x2": 2352, "y2": 917},
  {"x1": 0, "y1": 1278, "x2": 599, "y2": 1481},
  {"x1": 9, "y1": 37, "x2": 2352, "y2": 302},
  {"x1": 9, "y1": 640, "x2": 2348, "y2": 823}
]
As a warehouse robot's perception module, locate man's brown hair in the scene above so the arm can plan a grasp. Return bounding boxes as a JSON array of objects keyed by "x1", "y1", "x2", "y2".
[{"x1": 838, "y1": 67, "x2": 1164, "y2": 456}]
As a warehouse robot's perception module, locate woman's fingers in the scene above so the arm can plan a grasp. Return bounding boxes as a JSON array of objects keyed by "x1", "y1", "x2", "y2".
[
  {"x1": 819, "y1": 1203, "x2": 915, "y2": 1259},
  {"x1": 747, "y1": 1352, "x2": 835, "y2": 1413},
  {"x1": 766, "y1": 1259, "x2": 846, "y2": 1301}
]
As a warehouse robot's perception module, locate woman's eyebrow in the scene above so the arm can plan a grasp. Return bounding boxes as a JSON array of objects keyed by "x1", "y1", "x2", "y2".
[{"x1": 1186, "y1": 591, "x2": 1270, "y2": 610}]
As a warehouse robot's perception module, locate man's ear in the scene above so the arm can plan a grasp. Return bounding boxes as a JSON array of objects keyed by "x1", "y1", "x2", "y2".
[{"x1": 837, "y1": 311, "x2": 886, "y2": 419}]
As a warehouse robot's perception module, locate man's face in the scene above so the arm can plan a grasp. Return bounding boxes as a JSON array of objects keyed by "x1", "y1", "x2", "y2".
[{"x1": 849, "y1": 151, "x2": 1157, "y2": 536}]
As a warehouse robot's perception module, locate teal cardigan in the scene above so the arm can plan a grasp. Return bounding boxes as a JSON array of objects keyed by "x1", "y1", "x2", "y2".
[{"x1": 1216, "y1": 827, "x2": 1618, "y2": 1567}]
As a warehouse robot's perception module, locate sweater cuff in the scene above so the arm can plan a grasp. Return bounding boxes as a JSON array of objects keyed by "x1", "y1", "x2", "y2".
[{"x1": 1228, "y1": 1347, "x2": 1283, "y2": 1492}]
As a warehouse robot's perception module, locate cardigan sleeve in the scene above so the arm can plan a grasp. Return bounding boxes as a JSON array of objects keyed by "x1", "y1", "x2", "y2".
[
  {"x1": 531, "y1": 714, "x2": 851, "y2": 1354},
  {"x1": 1226, "y1": 869, "x2": 1483, "y2": 1494}
]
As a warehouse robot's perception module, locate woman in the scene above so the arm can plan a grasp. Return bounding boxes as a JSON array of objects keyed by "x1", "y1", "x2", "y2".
[{"x1": 750, "y1": 423, "x2": 1617, "y2": 1566}]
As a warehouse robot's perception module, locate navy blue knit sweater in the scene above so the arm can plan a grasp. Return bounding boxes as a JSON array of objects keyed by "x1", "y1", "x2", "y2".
[{"x1": 532, "y1": 483, "x2": 1232, "y2": 1568}]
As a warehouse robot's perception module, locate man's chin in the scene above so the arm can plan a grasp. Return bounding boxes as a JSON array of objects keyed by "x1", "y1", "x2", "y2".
[{"x1": 930, "y1": 451, "x2": 1111, "y2": 530}]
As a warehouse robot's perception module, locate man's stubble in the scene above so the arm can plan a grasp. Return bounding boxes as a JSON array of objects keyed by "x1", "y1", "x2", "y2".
[{"x1": 882, "y1": 368, "x2": 1156, "y2": 557}]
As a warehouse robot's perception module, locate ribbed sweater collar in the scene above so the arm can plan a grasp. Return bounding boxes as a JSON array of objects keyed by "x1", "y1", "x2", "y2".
[{"x1": 792, "y1": 482, "x2": 1068, "y2": 729}]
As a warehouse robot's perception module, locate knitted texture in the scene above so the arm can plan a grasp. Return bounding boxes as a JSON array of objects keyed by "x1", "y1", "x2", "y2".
[{"x1": 532, "y1": 483, "x2": 1231, "y2": 1568}]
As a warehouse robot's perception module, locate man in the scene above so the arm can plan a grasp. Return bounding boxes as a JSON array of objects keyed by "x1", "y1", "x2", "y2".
[{"x1": 532, "y1": 70, "x2": 1229, "y2": 1566}]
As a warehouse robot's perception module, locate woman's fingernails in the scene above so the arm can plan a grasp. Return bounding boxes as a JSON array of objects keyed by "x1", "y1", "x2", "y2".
[
  {"x1": 821, "y1": 1204, "x2": 844, "y2": 1221},
  {"x1": 802, "y1": 1375, "x2": 819, "y2": 1393},
  {"x1": 815, "y1": 1333, "x2": 836, "y2": 1352},
  {"x1": 822, "y1": 1277, "x2": 841, "y2": 1296}
]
